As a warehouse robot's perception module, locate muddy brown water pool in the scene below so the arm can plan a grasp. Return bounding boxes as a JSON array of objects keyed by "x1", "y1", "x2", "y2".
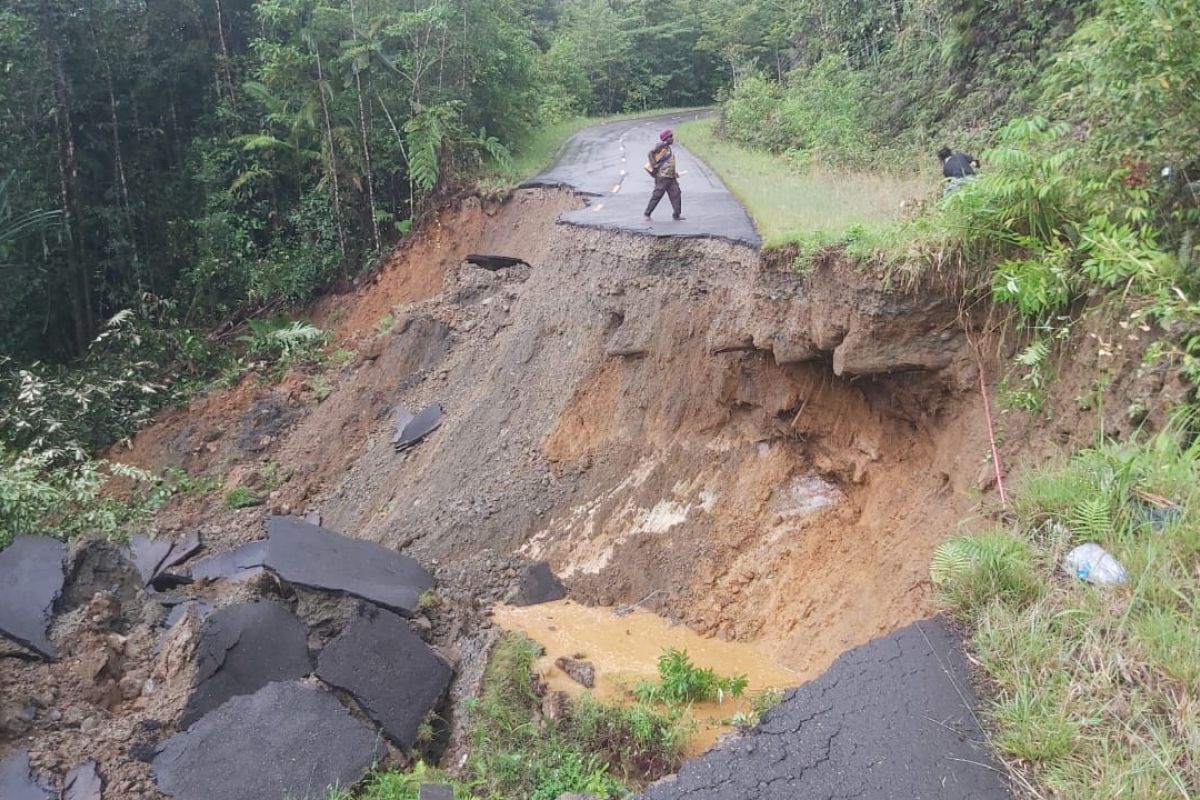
[{"x1": 492, "y1": 599, "x2": 803, "y2": 755}]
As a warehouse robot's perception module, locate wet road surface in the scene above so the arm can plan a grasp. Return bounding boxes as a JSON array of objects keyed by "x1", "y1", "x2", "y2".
[{"x1": 523, "y1": 110, "x2": 761, "y2": 248}]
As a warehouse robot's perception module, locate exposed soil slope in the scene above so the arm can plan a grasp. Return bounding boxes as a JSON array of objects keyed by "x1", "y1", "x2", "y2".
[{"x1": 6, "y1": 186, "x2": 1184, "y2": 798}]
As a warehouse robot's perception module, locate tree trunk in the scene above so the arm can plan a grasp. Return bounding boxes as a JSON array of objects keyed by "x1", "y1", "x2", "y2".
[
  {"x1": 312, "y1": 40, "x2": 348, "y2": 263},
  {"x1": 348, "y1": 0, "x2": 380, "y2": 250},
  {"x1": 213, "y1": 0, "x2": 238, "y2": 107},
  {"x1": 87, "y1": 0, "x2": 141, "y2": 288},
  {"x1": 39, "y1": 3, "x2": 92, "y2": 354}
]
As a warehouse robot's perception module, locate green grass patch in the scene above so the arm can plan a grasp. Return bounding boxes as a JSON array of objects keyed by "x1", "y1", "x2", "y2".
[
  {"x1": 353, "y1": 633, "x2": 689, "y2": 800},
  {"x1": 932, "y1": 419, "x2": 1200, "y2": 797},
  {"x1": 675, "y1": 118, "x2": 933, "y2": 248},
  {"x1": 222, "y1": 486, "x2": 261, "y2": 510}
]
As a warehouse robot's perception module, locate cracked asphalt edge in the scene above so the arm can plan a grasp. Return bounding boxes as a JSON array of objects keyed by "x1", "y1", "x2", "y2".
[{"x1": 639, "y1": 616, "x2": 1012, "y2": 800}]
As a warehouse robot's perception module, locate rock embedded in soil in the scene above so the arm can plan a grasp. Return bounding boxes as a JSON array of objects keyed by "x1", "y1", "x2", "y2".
[
  {"x1": 188, "y1": 541, "x2": 266, "y2": 583},
  {"x1": 554, "y1": 656, "x2": 595, "y2": 688},
  {"x1": 638, "y1": 617, "x2": 1012, "y2": 800},
  {"x1": 63, "y1": 761, "x2": 104, "y2": 800},
  {"x1": 180, "y1": 601, "x2": 313, "y2": 728},
  {"x1": 153, "y1": 681, "x2": 384, "y2": 800},
  {"x1": 315, "y1": 607, "x2": 452, "y2": 750},
  {"x1": 0, "y1": 749, "x2": 54, "y2": 800},
  {"x1": 510, "y1": 561, "x2": 567, "y2": 606},
  {"x1": 0, "y1": 535, "x2": 66, "y2": 659},
  {"x1": 263, "y1": 515, "x2": 433, "y2": 616},
  {"x1": 418, "y1": 784, "x2": 455, "y2": 800}
]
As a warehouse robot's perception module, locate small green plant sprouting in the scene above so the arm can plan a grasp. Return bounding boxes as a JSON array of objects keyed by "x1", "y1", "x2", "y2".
[
  {"x1": 376, "y1": 312, "x2": 396, "y2": 334},
  {"x1": 161, "y1": 467, "x2": 219, "y2": 495},
  {"x1": 417, "y1": 589, "x2": 440, "y2": 611},
  {"x1": 633, "y1": 649, "x2": 749, "y2": 706},
  {"x1": 260, "y1": 462, "x2": 283, "y2": 491},
  {"x1": 326, "y1": 348, "x2": 355, "y2": 370},
  {"x1": 223, "y1": 486, "x2": 261, "y2": 510},
  {"x1": 307, "y1": 374, "x2": 333, "y2": 402}
]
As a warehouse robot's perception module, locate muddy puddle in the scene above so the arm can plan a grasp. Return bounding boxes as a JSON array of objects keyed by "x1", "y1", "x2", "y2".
[{"x1": 492, "y1": 599, "x2": 802, "y2": 755}]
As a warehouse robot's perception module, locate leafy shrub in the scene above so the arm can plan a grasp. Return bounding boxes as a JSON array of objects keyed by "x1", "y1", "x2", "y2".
[
  {"x1": 0, "y1": 447, "x2": 156, "y2": 548},
  {"x1": 238, "y1": 318, "x2": 327, "y2": 363},
  {"x1": 721, "y1": 57, "x2": 877, "y2": 166},
  {"x1": 633, "y1": 648, "x2": 749, "y2": 705}
]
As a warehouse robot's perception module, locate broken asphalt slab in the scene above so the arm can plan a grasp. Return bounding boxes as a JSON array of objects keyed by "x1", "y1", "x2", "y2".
[
  {"x1": 188, "y1": 540, "x2": 266, "y2": 583},
  {"x1": 127, "y1": 532, "x2": 200, "y2": 589},
  {"x1": 523, "y1": 111, "x2": 761, "y2": 248},
  {"x1": 464, "y1": 254, "x2": 529, "y2": 271},
  {"x1": 264, "y1": 516, "x2": 433, "y2": 616},
  {"x1": 153, "y1": 681, "x2": 385, "y2": 800},
  {"x1": 639, "y1": 617, "x2": 1012, "y2": 800},
  {"x1": 0, "y1": 750, "x2": 53, "y2": 800},
  {"x1": 0, "y1": 535, "x2": 66, "y2": 659},
  {"x1": 63, "y1": 761, "x2": 104, "y2": 800},
  {"x1": 316, "y1": 607, "x2": 452, "y2": 750},
  {"x1": 510, "y1": 561, "x2": 567, "y2": 606},
  {"x1": 180, "y1": 601, "x2": 312, "y2": 728},
  {"x1": 393, "y1": 403, "x2": 445, "y2": 451}
]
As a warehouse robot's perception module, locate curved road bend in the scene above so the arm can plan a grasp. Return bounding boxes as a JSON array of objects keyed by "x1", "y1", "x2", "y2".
[{"x1": 522, "y1": 110, "x2": 761, "y2": 248}]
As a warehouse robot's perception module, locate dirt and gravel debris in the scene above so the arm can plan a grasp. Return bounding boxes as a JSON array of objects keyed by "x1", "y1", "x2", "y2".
[{"x1": 3, "y1": 186, "x2": 1184, "y2": 797}]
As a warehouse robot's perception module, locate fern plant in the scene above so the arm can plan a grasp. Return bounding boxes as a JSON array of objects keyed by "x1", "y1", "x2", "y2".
[
  {"x1": 238, "y1": 318, "x2": 326, "y2": 362},
  {"x1": 931, "y1": 533, "x2": 1042, "y2": 614},
  {"x1": 1069, "y1": 495, "x2": 1113, "y2": 541}
]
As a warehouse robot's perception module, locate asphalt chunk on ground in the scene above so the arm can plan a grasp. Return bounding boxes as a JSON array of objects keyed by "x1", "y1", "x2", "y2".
[
  {"x1": 153, "y1": 681, "x2": 385, "y2": 800},
  {"x1": 0, "y1": 535, "x2": 67, "y2": 659},
  {"x1": 639, "y1": 617, "x2": 1012, "y2": 800},
  {"x1": 510, "y1": 561, "x2": 567, "y2": 606},
  {"x1": 393, "y1": 403, "x2": 445, "y2": 451},
  {"x1": 0, "y1": 749, "x2": 53, "y2": 800},
  {"x1": 264, "y1": 515, "x2": 433, "y2": 616},
  {"x1": 127, "y1": 532, "x2": 201, "y2": 589},
  {"x1": 63, "y1": 760, "x2": 104, "y2": 800},
  {"x1": 180, "y1": 601, "x2": 312, "y2": 728},
  {"x1": 316, "y1": 607, "x2": 452, "y2": 750},
  {"x1": 188, "y1": 540, "x2": 266, "y2": 583},
  {"x1": 523, "y1": 111, "x2": 760, "y2": 248}
]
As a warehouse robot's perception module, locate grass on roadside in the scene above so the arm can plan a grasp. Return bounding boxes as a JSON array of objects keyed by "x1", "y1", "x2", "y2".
[
  {"x1": 349, "y1": 633, "x2": 690, "y2": 800},
  {"x1": 932, "y1": 418, "x2": 1200, "y2": 798},
  {"x1": 675, "y1": 118, "x2": 933, "y2": 248}
]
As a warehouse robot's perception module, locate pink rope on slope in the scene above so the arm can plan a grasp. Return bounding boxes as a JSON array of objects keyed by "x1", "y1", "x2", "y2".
[{"x1": 977, "y1": 359, "x2": 1009, "y2": 509}]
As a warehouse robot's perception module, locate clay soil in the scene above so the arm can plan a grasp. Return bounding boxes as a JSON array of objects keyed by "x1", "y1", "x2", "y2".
[{"x1": 2, "y1": 187, "x2": 1187, "y2": 797}]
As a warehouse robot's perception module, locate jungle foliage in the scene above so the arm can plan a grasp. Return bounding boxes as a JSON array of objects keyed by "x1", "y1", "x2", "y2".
[{"x1": 0, "y1": 0, "x2": 728, "y2": 369}]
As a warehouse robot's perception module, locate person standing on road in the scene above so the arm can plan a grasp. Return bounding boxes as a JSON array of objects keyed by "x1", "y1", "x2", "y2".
[{"x1": 644, "y1": 129, "x2": 684, "y2": 221}]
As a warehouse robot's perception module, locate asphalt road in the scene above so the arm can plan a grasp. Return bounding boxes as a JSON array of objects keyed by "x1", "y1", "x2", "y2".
[
  {"x1": 639, "y1": 618, "x2": 1013, "y2": 800},
  {"x1": 523, "y1": 111, "x2": 761, "y2": 247}
]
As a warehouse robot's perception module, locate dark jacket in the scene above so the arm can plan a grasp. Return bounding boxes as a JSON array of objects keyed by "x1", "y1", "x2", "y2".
[{"x1": 942, "y1": 151, "x2": 979, "y2": 179}]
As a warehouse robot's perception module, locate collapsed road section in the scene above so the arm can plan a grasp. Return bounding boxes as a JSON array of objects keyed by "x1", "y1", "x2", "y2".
[{"x1": 0, "y1": 517, "x2": 465, "y2": 799}]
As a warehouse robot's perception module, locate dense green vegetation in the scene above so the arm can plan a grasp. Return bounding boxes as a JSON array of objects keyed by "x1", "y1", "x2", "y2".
[
  {"x1": 341, "y1": 633, "x2": 691, "y2": 800},
  {"x1": 932, "y1": 420, "x2": 1200, "y2": 796},
  {"x1": 0, "y1": 0, "x2": 727, "y2": 368}
]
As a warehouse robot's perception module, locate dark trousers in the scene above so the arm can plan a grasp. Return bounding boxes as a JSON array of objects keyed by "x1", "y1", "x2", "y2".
[{"x1": 645, "y1": 176, "x2": 681, "y2": 218}]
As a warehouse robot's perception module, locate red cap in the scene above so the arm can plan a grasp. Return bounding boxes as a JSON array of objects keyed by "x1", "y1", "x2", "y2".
[{"x1": 660, "y1": 129, "x2": 673, "y2": 141}]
